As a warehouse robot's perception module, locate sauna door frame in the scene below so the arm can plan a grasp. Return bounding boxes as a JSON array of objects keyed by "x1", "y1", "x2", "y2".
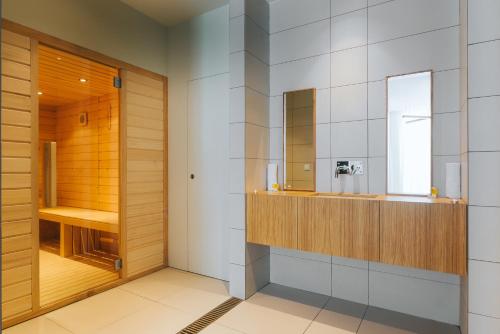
[{"x1": 2, "y1": 19, "x2": 169, "y2": 327}]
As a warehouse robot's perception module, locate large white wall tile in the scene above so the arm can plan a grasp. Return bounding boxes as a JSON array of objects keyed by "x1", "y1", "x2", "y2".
[
  {"x1": 368, "y1": 157, "x2": 386, "y2": 194},
  {"x1": 469, "y1": 152, "x2": 500, "y2": 207},
  {"x1": 469, "y1": 260, "x2": 500, "y2": 318},
  {"x1": 245, "y1": 16, "x2": 270, "y2": 64},
  {"x1": 230, "y1": 51, "x2": 245, "y2": 88},
  {"x1": 230, "y1": 87, "x2": 245, "y2": 123},
  {"x1": 245, "y1": 0, "x2": 270, "y2": 34},
  {"x1": 368, "y1": 80, "x2": 386, "y2": 119},
  {"x1": 230, "y1": 0, "x2": 244, "y2": 18},
  {"x1": 269, "y1": 95, "x2": 284, "y2": 128},
  {"x1": 316, "y1": 158, "x2": 332, "y2": 192},
  {"x1": 229, "y1": 263, "x2": 246, "y2": 299},
  {"x1": 271, "y1": 54, "x2": 330, "y2": 96},
  {"x1": 468, "y1": 0, "x2": 500, "y2": 44},
  {"x1": 270, "y1": 0, "x2": 330, "y2": 33},
  {"x1": 272, "y1": 247, "x2": 332, "y2": 263},
  {"x1": 228, "y1": 194, "x2": 245, "y2": 229},
  {"x1": 229, "y1": 158, "x2": 245, "y2": 193},
  {"x1": 245, "y1": 158, "x2": 267, "y2": 192},
  {"x1": 230, "y1": 228, "x2": 246, "y2": 265},
  {"x1": 245, "y1": 254, "x2": 270, "y2": 297},
  {"x1": 434, "y1": 69, "x2": 460, "y2": 114},
  {"x1": 271, "y1": 19, "x2": 330, "y2": 65},
  {"x1": 370, "y1": 271, "x2": 460, "y2": 324},
  {"x1": 331, "y1": 9, "x2": 367, "y2": 52},
  {"x1": 332, "y1": 264, "x2": 368, "y2": 304},
  {"x1": 331, "y1": 83, "x2": 367, "y2": 122},
  {"x1": 246, "y1": 88, "x2": 269, "y2": 127},
  {"x1": 331, "y1": 120, "x2": 368, "y2": 157},
  {"x1": 246, "y1": 124, "x2": 269, "y2": 159},
  {"x1": 245, "y1": 53, "x2": 269, "y2": 95},
  {"x1": 331, "y1": 46, "x2": 367, "y2": 87},
  {"x1": 316, "y1": 88, "x2": 331, "y2": 124},
  {"x1": 230, "y1": 15, "x2": 245, "y2": 53},
  {"x1": 269, "y1": 127, "x2": 282, "y2": 160},
  {"x1": 469, "y1": 313, "x2": 500, "y2": 334},
  {"x1": 270, "y1": 253, "x2": 332, "y2": 296},
  {"x1": 469, "y1": 206, "x2": 500, "y2": 263},
  {"x1": 469, "y1": 40, "x2": 500, "y2": 98},
  {"x1": 331, "y1": 256, "x2": 368, "y2": 269},
  {"x1": 368, "y1": 118, "x2": 386, "y2": 157},
  {"x1": 369, "y1": 262, "x2": 460, "y2": 285},
  {"x1": 331, "y1": 0, "x2": 367, "y2": 17},
  {"x1": 316, "y1": 124, "x2": 331, "y2": 159},
  {"x1": 230, "y1": 123, "x2": 245, "y2": 158},
  {"x1": 368, "y1": 0, "x2": 458, "y2": 44},
  {"x1": 433, "y1": 112, "x2": 460, "y2": 156},
  {"x1": 368, "y1": 27, "x2": 459, "y2": 81},
  {"x1": 469, "y1": 96, "x2": 500, "y2": 152}
]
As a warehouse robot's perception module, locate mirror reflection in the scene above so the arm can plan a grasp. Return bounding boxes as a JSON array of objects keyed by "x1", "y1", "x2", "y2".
[
  {"x1": 284, "y1": 89, "x2": 316, "y2": 191},
  {"x1": 387, "y1": 71, "x2": 432, "y2": 196}
]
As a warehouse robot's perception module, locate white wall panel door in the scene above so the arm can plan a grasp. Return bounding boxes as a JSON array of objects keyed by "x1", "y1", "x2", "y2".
[{"x1": 187, "y1": 73, "x2": 229, "y2": 280}]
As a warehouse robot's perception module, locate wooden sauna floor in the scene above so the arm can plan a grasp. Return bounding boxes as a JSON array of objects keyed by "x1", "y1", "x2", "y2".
[{"x1": 39, "y1": 250, "x2": 119, "y2": 307}]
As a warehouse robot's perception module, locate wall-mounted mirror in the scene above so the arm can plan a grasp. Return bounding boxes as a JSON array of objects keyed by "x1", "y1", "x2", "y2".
[
  {"x1": 387, "y1": 71, "x2": 432, "y2": 196},
  {"x1": 283, "y1": 88, "x2": 316, "y2": 191}
]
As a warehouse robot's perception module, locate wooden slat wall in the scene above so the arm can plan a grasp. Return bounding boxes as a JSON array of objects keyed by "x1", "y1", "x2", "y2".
[
  {"x1": 122, "y1": 70, "x2": 165, "y2": 277},
  {"x1": 1, "y1": 30, "x2": 36, "y2": 320},
  {"x1": 38, "y1": 107, "x2": 56, "y2": 207},
  {"x1": 55, "y1": 93, "x2": 119, "y2": 212}
]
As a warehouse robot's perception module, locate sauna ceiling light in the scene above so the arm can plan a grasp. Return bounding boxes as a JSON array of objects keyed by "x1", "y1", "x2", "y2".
[
  {"x1": 37, "y1": 91, "x2": 43, "y2": 95},
  {"x1": 79, "y1": 78, "x2": 88, "y2": 83},
  {"x1": 56, "y1": 57, "x2": 62, "y2": 60}
]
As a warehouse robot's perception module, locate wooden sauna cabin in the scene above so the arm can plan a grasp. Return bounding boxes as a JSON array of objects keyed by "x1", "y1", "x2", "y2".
[{"x1": 1, "y1": 23, "x2": 168, "y2": 327}]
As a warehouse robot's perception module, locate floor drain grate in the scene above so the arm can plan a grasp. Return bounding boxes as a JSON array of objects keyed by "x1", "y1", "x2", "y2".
[{"x1": 177, "y1": 297, "x2": 242, "y2": 334}]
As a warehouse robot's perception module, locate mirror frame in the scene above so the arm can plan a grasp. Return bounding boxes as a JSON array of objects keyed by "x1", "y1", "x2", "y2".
[
  {"x1": 385, "y1": 70, "x2": 433, "y2": 197},
  {"x1": 282, "y1": 88, "x2": 317, "y2": 192}
]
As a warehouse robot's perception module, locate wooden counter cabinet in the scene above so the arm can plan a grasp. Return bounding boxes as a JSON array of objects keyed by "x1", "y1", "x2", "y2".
[
  {"x1": 298, "y1": 197, "x2": 379, "y2": 261},
  {"x1": 380, "y1": 201, "x2": 466, "y2": 275},
  {"x1": 246, "y1": 192, "x2": 298, "y2": 249}
]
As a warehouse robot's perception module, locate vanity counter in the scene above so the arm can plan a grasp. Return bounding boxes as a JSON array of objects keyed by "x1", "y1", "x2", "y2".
[{"x1": 247, "y1": 191, "x2": 467, "y2": 276}]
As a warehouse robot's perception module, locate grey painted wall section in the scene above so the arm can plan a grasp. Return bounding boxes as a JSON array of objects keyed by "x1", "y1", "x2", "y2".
[{"x1": 2, "y1": 0, "x2": 169, "y2": 75}]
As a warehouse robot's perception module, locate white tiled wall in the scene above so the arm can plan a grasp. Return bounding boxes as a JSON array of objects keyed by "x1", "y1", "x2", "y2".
[
  {"x1": 229, "y1": 0, "x2": 271, "y2": 299},
  {"x1": 466, "y1": 1, "x2": 500, "y2": 331},
  {"x1": 268, "y1": 0, "x2": 462, "y2": 325}
]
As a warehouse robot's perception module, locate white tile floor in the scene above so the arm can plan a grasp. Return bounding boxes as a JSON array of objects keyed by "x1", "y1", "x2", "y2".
[{"x1": 5, "y1": 268, "x2": 461, "y2": 334}]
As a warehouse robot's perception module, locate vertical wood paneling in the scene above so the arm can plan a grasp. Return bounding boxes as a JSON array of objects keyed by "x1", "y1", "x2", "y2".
[
  {"x1": 1, "y1": 29, "x2": 35, "y2": 321},
  {"x1": 54, "y1": 93, "x2": 119, "y2": 212},
  {"x1": 122, "y1": 70, "x2": 166, "y2": 277},
  {"x1": 247, "y1": 193, "x2": 298, "y2": 249}
]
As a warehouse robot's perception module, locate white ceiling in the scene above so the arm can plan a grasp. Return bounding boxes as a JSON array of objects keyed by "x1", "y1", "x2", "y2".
[{"x1": 121, "y1": 0, "x2": 229, "y2": 27}]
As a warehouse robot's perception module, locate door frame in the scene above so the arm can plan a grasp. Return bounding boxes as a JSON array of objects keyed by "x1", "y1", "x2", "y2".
[{"x1": 1, "y1": 19, "x2": 169, "y2": 328}]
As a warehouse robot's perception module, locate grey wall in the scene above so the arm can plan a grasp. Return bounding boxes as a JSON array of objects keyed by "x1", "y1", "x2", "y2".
[
  {"x1": 268, "y1": 0, "x2": 461, "y2": 325},
  {"x1": 465, "y1": 0, "x2": 500, "y2": 332},
  {"x1": 2, "y1": 0, "x2": 169, "y2": 75}
]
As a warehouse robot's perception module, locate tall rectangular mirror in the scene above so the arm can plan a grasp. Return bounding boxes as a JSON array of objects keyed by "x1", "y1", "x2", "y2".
[
  {"x1": 283, "y1": 88, "x2": 316, "y2": 191},
  {"x1": 387, "y1": 71, "x2": 432, "y2": 196}
]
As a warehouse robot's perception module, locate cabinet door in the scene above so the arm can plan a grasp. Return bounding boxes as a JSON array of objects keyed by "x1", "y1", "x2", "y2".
[
  {"x1": 380, "y1": 202, "x2": 429, "y2": 270},
  {"x1": 247, "y1": 194, "x2": 297, "y2": 249},
  {"x1": 297, "y1": 197, "x2": 332, "y2": 255},
  {"x1": 380, "y1": 201, "x2": 467, "y2": 275},
  {"x1": 339, "y1": 199, "x2": 379, "y2": 261},
  {"x1": 427, "y1": 204, "x2": 466, "y2": 275},
  {"x1": 298, "y1": 197, "x2": 379, "y2": 261}
]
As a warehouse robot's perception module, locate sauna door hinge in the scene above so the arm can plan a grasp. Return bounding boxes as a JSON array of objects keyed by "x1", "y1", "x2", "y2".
[
  {"x1": 113, "y1": 76, "x2": 122, "y2": 88},
  {"x1": 114, "y1": 258, "x2": 123, "y2": 271}
]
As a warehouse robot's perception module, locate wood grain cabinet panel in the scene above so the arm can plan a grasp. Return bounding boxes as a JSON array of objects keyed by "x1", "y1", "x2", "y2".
[
  {"x1": 298, "y1": 197, "x2": 379, "y2": 261},
  {"x1": 247, "y1": 193, "x2": 298, "y2": 249},
  {"x1": 380, "y1": 201, "x2": 466, "y2": 275}
]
